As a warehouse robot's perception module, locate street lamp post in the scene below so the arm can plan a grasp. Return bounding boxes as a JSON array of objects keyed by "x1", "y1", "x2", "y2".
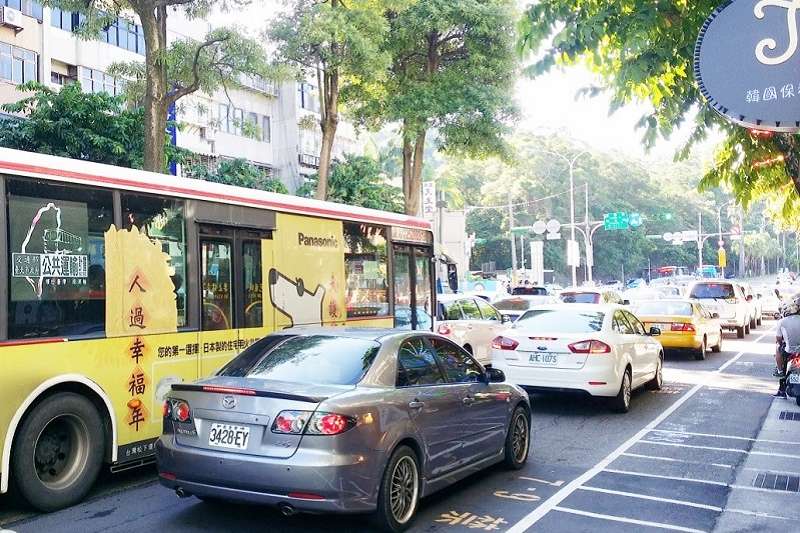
[
  {"x1": 717, "y1": 200, "x2": 734, "y2": 277},
  {"x1": 545, "y1": 150, "x2": 589, "y2": 287}
]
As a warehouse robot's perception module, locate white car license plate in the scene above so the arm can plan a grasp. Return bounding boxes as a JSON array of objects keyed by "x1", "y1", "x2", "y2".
[
  {"x1": 789, "y1": 374, "x2": 800, "y2": 385},
  {"x1": 208, "y1": 423, "x2": 250, "y2": 450},
  {"x1": 528, "y1": 352, "x2": 559, "y2": 366}
]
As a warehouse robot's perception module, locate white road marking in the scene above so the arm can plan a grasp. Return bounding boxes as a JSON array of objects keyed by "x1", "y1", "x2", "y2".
[
  {"x1": 620, "y1": 452, "x2": 734, "y2": 469},
  {"x1": 639, "y1": 440, "x2": 800, "y2": 460},
  {"x1": 743, "y1": 465, "x2": 800, "y2": 477},
  {"x1": 577, "y1": 485, "x2": 723, "y2": 511},
  {"x1": 603, "y1": 469, "x2": 729, "y2": 486},
  {"x1": 519, "y1": 476, "x2": 564, "y2": 487},
  {"x1": 506, "y1": 330, "x2": 773, "y2": 533},
  {"x1": 725, "y1": 508, "x2": 794, "y2": 521},
  {"x1": 650, "y1": 428, "x2": 800, "y2": 445},
  {"x1": 551, "y1": 506, "x2": 707, "y2": 533}
]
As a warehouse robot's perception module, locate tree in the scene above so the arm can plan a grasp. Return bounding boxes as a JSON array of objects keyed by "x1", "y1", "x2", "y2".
[
  {"x1": 186, "y1": 158, "x2": 289, "y2": 193},
  {"x1": 52, "y1": 0, "x2": 270, "y2": 173},
  {"x1": 517, "y1": 1, "x2": 800, "y2": 221},
  {"x1": 268, "y1": 0, "x2": 391, "y2": 201},
  {"x1": 0, "y1": 81, "x2": 181, "y2": 168},
  {"x1": 352, "y1": 0, "x2": 518, "y2": 216},
  {"x1": 297, "y1": 153, "x2": 403, "y2": 212}
]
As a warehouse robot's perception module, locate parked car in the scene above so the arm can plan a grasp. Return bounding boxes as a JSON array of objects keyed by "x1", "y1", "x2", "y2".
[
  {"x1": 631, "y1": 299, "x2": 723, "y2": 359},
  {"x1": 739, "y1": 282, "x2": 763, "y2": 328},
  {"x1": 490, "y1": 304, "x2": 663, "y2": 412},
  {"x1": 560, "y1": 287, "x2": 625, "y2": 305},
  {"x1": 156, "y1": 329, "x2": 531, "y2": 531},
  {"x1": 435, "y1": 295, "x2": 508, "y2": 364},
  {"x1": 686, "y1": 280, "x2": 750, "y2": 338}
]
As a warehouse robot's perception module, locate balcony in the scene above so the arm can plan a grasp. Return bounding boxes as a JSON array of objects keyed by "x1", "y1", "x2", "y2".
[
  {"x1": 240, "y1": 74, "x2": 279, "y2": 97},
  {"x1": 298, "y1": 153, "x2": 320, "y2": 169}
]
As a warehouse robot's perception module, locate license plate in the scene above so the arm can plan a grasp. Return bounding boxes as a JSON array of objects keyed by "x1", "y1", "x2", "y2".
[
  {"x1": 208, "y1": 423, "x2": 250, "y2": 450},
  {"x1": 789, "y1": 374, "x2": 800, "y2": 385},
  {"x1": 528, "y1": 352, "x2": 559, "y2": 366}
]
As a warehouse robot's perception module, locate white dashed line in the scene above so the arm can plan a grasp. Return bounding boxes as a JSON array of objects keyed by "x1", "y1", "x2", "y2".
[
  {"x1": 577, "y1": 486, "x2": 723, "y2": 511},
  {"x1": 621, "y1": 452, "x2": 735, "y2": 469},
  {"x1": 649, "y1": 428, "x2": 800, "y2": 445},
  {"x1": 639, "y1": 440, "x2": 800, "y2": 459},
  {"x1": 551, "y1": 507, "x2": 707, "y2": 533},
  {"x1": 506, "y1": 330, "x2": 772, "y2": 533},
  {"x1": 603, "y1": 469, "x2": 729, "y2": 486}
]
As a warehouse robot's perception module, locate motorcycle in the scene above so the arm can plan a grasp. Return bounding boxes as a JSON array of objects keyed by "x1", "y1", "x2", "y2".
[{"x1": 785, "y1": 354, "x2": 800, "y2": 406}]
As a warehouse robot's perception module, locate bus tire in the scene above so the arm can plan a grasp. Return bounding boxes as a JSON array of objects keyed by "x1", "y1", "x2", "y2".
[{"x1": 11, "y1": 392, "x2": 105, "y2": 512}]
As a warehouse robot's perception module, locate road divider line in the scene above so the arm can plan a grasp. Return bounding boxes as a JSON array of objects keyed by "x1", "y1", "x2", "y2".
[
  {"x1": 551, "y1": 506, "x2": 707, "y2": 533},
  {"x1": 639, "y1": 440, "x2": 800, "y2": 459},
  {"x1": 649, "y1": 428, "x2": 800, "y2": 445},
  {"x1": 726, "y1": 508, "x2": 793, "y2": 521},
  {"x1": 578, "y1": 485, "x2": 723, "y2": 511},
  {"x1": 603, "y1": 469, "x2": 729, "y2": 486},
  {"x1": 506, "y1": 330, "x2": 771, "y2": 533},
  {"x1": 621, "y1": 452, "x2": 734, "y2": 469}
]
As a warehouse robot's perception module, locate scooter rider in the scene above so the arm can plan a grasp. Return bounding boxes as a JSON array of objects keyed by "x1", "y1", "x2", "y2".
[{"x1": 775, "y1": 297, "x2": 800, "y2": 398}]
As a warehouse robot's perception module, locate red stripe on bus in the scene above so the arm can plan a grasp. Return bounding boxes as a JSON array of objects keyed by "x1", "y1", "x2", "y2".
[
  {"x1": 0, "y1": 337, "x2": 68, "y2": 347},
  {"x1": 0, "y1": 160, "x2": 431, "y2": 230}
]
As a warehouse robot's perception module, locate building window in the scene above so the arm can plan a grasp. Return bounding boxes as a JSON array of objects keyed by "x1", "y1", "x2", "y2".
[
  {"x1": 3, "y1": 0, "x2": 42, "y2": 20},
  {"x1": 262, "y1": 116, "x2": 271, "y2": 143},
  {"x1": 50, "y1": 71, "x2": 76, "y2": 86},
  {"x1": 217, "y1": 104, "x2": 270, "y2": 142},
  {"x1": 298, "y1": 83, "x2": 319, "y2": 112},
  {"x1": 344, "y1": 223, "x2": 389, "y2": 319},
  {"x1": 51, "y1": 11, "x2": 145, "y2": 55},
  {"x1": 121, "y1": 194, "x2": 188, "y2": 327},
  {"x1": 0, "y1": 43, "x2": 37, "y2": 84},
  {"x1": 7, "y1": 178, "x2": 113, "y2": 339},
  {"x1": 78, "y1": 67, "x2": 123, "y2": 96}
]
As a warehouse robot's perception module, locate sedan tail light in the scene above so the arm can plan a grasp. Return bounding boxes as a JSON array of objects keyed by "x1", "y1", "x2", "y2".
[
  {"x1": 671, "y1": 323, "x2": 696, "y2": 332},
  {"x1": 437, "y1": 324, "x2": 453, "y2": 335},
  {"x1": 491, "y1": 336, "x2": 519, "y2": 351},
  {"x1": 272, "y1": 410, "x2": 356, "y2": 436},
  {"x1": 164, "y1": 399, "x2": 192, "y2": 422},
  {"x1": 568, "y1": 340, "x2": 612, "y2": 354}
]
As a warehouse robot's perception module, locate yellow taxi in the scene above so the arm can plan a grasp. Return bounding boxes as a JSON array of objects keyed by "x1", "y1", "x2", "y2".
[{"x1": 631, "y1": 300, "x2": 723, "y2": 360}]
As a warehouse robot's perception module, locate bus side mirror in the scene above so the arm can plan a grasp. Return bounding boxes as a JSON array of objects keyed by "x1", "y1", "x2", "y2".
[{"x1": 447, "y1": 264, "x2": 458, "y2": 293}]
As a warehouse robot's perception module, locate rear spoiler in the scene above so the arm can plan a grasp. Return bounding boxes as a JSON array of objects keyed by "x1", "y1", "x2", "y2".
[{"x1": 170, "y1": 384, "x2": 326, "y2": 403}]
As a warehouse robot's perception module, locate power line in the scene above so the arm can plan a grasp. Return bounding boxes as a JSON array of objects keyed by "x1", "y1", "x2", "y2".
[{"x1": 462, "y1": 188, "x2": 575, "y2": 212}]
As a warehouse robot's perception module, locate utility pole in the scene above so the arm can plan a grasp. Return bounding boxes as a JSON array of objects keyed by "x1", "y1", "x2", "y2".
[
  {"x1": 437, "y1": 190, "x2": 446, "y2": 251},
  {"x1": 697, "y1": 211, "x2": 703, "y2": 273},
  {"x1": 738, "y1": 207, "x2": 745, "y2": 278},
  {"x1": 508, "y1": 190, "x2": 517, "y2": 285},
  {"x1": 520, "y1": 234, "x2": 526, "y2": 271},
  {"x1": 584, "y1": 183, "x2": 593, "y2": 283}
]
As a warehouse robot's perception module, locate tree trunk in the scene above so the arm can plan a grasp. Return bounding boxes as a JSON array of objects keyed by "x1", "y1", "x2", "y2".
[
  {"x1": 314, "y1": 0, "x2": 340, "y2": 201},
  {"x1": 402, "y1": 122, "x2": 413, "y2": 203},
  {"x1": 404, "y1": 129, "x2": 426, "y2": 216},
  {"x1": 141, "y1": 7, "x2": 169, "y2": 173}
]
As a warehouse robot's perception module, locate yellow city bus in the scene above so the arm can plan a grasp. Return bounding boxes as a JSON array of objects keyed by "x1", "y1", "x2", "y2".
[{"x1": 0, "y1": 147, "x2": 435, "y2": 511}]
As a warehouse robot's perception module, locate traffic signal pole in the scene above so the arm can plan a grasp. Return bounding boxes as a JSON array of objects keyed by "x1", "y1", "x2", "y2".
[{"x1": 508, "y1": 190, "x2": 517, "y2": 285}]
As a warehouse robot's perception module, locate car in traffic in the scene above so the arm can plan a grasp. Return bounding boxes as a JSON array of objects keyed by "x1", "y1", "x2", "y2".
[
  {"x1": 156, "y1": 329, "x2": 531, "y2": 531},
  {"x1": 560, "y1": 287, "x2": 625, "y2": 305},
  {"x1": 490, "y1": 304, "x2": 663, "y2": 412},
  {"x1": 740, "y1": 282, "x2": 763, "y2": 328},
  {"x1": 493, "y1": 292, "x2": 556, "y2": 322},
  {"x1": 686, "y1": 280, "x2": 751, "y2": 338},
  {"x1": 631, "y1": 299, "x2": 723, "y2": 359},
  {"x1": 759, "y1": 286, "x2": 782, "y2": 319},
  {"x1": 436, "y1": 294, "x2": 508, "y2": 364}
]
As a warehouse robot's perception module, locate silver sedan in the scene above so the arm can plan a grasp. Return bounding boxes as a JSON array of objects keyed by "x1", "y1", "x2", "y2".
[{"x1": 156, "y1": 328, "x2": 531, "y2": 532}]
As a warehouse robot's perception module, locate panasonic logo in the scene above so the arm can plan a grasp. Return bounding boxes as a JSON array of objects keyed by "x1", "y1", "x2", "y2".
[{"x1": 298, "y1": 232, "x2": 338, "y2": 248}]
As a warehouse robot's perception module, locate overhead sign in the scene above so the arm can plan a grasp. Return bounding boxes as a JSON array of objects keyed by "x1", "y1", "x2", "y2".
[
  {"x1": 629, "y1": 213, "x2": 643, "y2": 227},
  {"x1": 695, "y1": 0, "x2": 800, "y2": 131},
  {"x1": 532, "y1": 220, "x2": 547, "y2": 235},
  {"x1": 604, "y1": 212, "x2": 630, "y2": 231},
  {"x1": 546, "y1": 219, "x2": 561, "y2": 234}
]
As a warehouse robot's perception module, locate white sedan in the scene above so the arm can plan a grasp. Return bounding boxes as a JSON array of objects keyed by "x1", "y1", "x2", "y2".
[{"x1": 490, "y1": 304, "x2": 664, "y2": 412}]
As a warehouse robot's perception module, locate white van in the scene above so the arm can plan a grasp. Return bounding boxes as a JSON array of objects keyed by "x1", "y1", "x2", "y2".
[{"x1": 686, "y1": 280, "x2": 751, "y2": 338}]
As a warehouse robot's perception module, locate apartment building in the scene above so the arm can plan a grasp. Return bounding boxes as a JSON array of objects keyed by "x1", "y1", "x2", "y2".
[{"x1": 0, "y1": 2, "x2": 363, "y2": 191}]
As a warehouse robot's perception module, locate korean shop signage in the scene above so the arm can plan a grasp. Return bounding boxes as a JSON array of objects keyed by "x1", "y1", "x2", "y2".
[{"x1": 695, "y1": 0, "x2": 800, "y2": 131}]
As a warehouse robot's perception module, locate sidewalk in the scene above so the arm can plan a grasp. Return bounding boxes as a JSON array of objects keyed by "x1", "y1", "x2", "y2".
[{"x1": 714, "y1": 396, "x2": 800, "y2": 532}]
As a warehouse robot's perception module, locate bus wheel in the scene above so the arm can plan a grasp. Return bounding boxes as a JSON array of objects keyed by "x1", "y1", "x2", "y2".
[{"x1": 11, "y1": 392, "x2": 105, "y2": 512}]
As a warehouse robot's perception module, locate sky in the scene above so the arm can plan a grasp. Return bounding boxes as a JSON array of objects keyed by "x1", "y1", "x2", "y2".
[{"x1": 216, "y1": 1, "x2": 719, "y2": 164}]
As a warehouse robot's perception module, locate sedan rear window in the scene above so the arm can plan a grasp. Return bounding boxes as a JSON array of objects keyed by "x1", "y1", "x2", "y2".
[
  {"x1": 633, "y1": 301, "x2": 693, "y2": 316},
  {"x1": 511, "y1": 287, "x2": 548, "y2": 296},
  {"x1": 218, "y1": 335, "x2": 380, "y2": 385},
  {"x1": 689, "y1": 283, "x2": 735, "y2": 300},
  {"x1": 515, "y1": 310, "x2": 604, "y2": 333},
  {"x1": 561, "y1": 292, "x2": 600, "y2": 304},
  {"x1": 494, "y1": 298, "x2": 535, "y2": 311}
]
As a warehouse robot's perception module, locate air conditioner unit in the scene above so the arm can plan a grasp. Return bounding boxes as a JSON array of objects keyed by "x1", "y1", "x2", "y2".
[
  {"x1": 200, "y1": 127, "x2": 217, "y2": 141},
  {"x1": 0, "y1": 7, "x2": 24, "y2": 31}
]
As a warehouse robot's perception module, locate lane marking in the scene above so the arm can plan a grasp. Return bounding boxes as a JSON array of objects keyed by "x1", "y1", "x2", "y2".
[
  {"x1": 620, "y1": 452, "x2": 734, "y2": 469},
  {"x1": 639, "y1": 440, "x2": 800, "y2": 459},
  {"x1": 551, "y1": 506, "x2": 706, "y2": 533},
  {"x1": 603, "y1": 469, "x2": 729, "y2": 486},
  {"x1": 518, "y1": 476, "x2": 565, "y2": 487},
  {"x1": 726, "y1": 508, "x2": 793, "y2": 521},
  {"x1": 578, "y1": 485, "x2": 723, "y2": 511},
  {"x1": 743, "y1": 465, "x2": 800, "y2": 477},
  {"x1": 506, "y1": 330, "x2": 772, "y2": 533},
  {"x1": 650, "y1": 428, "x2": 800, "y2": 445}
]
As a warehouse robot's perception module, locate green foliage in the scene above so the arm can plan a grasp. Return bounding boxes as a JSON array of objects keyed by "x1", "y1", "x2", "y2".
[
  {"x1": 187, "y1": 158, "x2": 288, "y2": 193},
  {"x1": 298, "y1": 154, "x2": 403, "y2": 212},
  {"x1": 0, "y1": 82, "x2": 180, "y2": 168},
  {"x1": 517, "y1": 1, "x2": 800, "y2": 221}
]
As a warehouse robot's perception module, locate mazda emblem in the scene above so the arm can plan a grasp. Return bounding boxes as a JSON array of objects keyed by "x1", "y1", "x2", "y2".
[{"x1": 222, "y1": 395, "x2": 237, "y2": 409}]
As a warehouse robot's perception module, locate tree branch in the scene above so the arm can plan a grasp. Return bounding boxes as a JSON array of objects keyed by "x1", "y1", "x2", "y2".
[
  {"x1": 166, "y1": 35, "x2": 230, "y2": 105},
  {"x1": 154, "y1": 0, "x2": 197, "y2": 8}
]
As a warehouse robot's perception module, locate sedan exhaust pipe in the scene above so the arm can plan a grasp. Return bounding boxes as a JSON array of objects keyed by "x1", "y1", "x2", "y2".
[
  {"x1": 278, "y1": 503, "x2": 297, "y2": 517},
  {"x1": 175, "y1": 487, "x2": 190, "y2": 499}
]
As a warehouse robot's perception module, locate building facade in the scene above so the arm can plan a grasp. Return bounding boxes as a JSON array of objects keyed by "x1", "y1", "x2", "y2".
[{"x1": 0, "y1": 3, "x2": 363, "y2": 191}]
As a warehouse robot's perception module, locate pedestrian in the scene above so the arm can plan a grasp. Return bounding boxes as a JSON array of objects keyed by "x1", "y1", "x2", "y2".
[{"x1": 774, "y1": 297, "x2": 800, "y2": 398}]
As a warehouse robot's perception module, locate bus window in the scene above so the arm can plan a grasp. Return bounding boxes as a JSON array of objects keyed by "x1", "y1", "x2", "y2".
[
  {"x1": 7, "y1": 178, "x2": 113, "y2": 339},
  {"x1": 344, "y1": 223, "x2": 389, "y2": 319},
  {"x1": 201, "y1": 240, "x2": 233, "y2": 331},
  {"x1": 242, "y1": 240, "x2": 262, "y2": 328},
  {"x1": 122, "y1": 194, "x2": 187, "y2": 327}
]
